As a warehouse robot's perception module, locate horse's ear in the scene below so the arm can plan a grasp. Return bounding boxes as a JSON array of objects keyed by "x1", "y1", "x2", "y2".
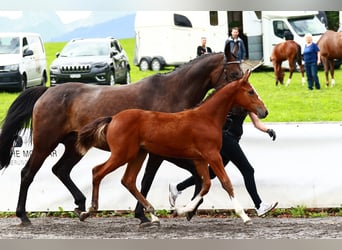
[
  {"x1": 242, "y1": 69, "x2": 251, "y2": 82},
  {"x1": 224, "y1": 42, "x2": 231, "y2": 59}
]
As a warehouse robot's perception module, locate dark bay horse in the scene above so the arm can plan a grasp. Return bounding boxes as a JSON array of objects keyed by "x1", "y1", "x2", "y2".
[
  {"x1": 76, "y1": 70, "x2": 268, "y2": 225},
  {"x1": 317, "y1": 30, "x2": 342, "y2": 87},
  {"x1": 270, "y1": 40, "x2": 305, "y2": 86},
  {"x1": 0, "y1": 45, "x2": 243, "y2": 226}
]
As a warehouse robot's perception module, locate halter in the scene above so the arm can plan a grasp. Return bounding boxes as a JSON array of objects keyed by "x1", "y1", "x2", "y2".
[{"x1": 214, "y1": 57, "x2": 242, "y2": 86}]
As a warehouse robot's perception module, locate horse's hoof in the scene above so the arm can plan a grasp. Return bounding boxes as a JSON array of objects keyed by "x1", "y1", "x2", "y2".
[
  {"x1": 19, "y1": 220, "x2": 32, "y2": 227},
  {"x1": 74, "y1": 208, "x2": 83, "y2": 218},
  {"x1": 79, "y1": 212, "x2": 91, "y2": 222},
  {"x1": 151, "y1": 220, "x2": 161, "y2": 227},
  {"x1": 244, "y1": 218, "x2": 253, "y2": 225},
  {"x1": 185, "y1": 211, "x2": 195, "y2": 221}
]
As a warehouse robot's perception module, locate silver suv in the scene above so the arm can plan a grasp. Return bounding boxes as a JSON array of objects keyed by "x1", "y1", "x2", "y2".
[{"x1": 50, "y1": 37, "x2": 130, "y2": 86}]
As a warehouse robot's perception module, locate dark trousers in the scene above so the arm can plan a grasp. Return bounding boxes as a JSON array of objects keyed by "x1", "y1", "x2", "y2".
[
  {"x1": 305, "y1": 62, "x2": 321, "y2": 90},
  {"x1": 177, "y1": 131, "x2": 262, "y2": 208}
]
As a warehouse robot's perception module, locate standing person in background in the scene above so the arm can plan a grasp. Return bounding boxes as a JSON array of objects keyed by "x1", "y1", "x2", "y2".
[
  {"x1": 197, "y1": 36, "x2": 212, "y2": 57},
  {"x1": 303, "y1": 33, "x2": 321, "y2": 90},
  {"x1": 225, "y1": 27, "x2": 246, "y2": 62}
]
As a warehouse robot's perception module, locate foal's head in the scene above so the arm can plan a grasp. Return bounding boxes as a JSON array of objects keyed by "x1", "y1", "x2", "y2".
[{"x1": 234, "y1": 70, "x2": 268, "y2": 119}]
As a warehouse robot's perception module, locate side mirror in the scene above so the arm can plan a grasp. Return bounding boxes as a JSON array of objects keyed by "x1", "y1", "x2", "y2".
[
  {"x1": 23, "y1": 49, "x2": 33, "y2": 57},
  {"x1": 56, "y1": 52, "x2": 60, "y2": 58}
]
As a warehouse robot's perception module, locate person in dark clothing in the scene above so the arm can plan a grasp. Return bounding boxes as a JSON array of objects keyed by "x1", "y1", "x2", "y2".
[
  {"x1": 225, "y1": 27, "x2": 247, "y2": 62},
  {"x1": 303, "y1": 33, "x2": 321, "y2": 90},
  {"x1": 169, "y1": 106, "x2": 278, "y2": 217},
  {"x1": 197, "y1": 36, "x2": 212, "y2": 57}
]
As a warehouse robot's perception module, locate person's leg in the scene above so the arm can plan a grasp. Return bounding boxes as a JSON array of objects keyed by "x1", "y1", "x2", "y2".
[
  {"x1": 305, "y1": 63, "x2": 314, "y2": 90},
  {"x1": 311, "y1": 64, "x2": 321, "y2": 89}
]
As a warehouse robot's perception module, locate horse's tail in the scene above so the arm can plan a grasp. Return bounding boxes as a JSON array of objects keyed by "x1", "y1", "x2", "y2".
[
  {"x1": 76, "y1": 116, "x2": 113, "y2": 155},
  {"x1": 0, "y1": 86, "x2": 48, "y2": 169},
  {"x1": 296, "y1": 43, "x2": 303, "y2": 65}
]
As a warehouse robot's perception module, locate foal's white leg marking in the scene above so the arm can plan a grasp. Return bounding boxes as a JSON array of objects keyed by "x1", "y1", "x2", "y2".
[
  {"x1": 175, "y1": 195, "x2": 202, "y2": 216},
  {"x1": 286, "y1": 78, "x2": 291, "y2": 86},
  {"x1": 150, "y1": 213, "x2": 160, "y2": 224},
  {"x1": 231, "y1": 197, "x2": 251, "y2": 224}
]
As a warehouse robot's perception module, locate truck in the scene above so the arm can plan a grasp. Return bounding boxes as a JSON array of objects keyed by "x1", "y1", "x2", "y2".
[{"x1": 133, "y1": 11, "x2": 327, "y2": 71}]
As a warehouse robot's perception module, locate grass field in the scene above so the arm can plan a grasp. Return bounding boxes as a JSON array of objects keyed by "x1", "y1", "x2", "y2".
[{"x1": 1, "y1": 38, "x2": 342, "y2": 123}]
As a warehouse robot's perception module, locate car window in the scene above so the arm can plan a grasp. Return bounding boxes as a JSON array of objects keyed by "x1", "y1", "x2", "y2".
[
  {"x1": 0, "y1": 36, "x2": 20, "y2": 54},
  {"x1": 60, "y1": 40, "x2": 110, "y2": 57}
]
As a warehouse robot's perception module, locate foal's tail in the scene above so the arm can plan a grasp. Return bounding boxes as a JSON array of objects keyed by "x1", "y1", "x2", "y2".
[
  {"x1": 77, "y1": 116, "x2": 113, "y2": 155},
  {"x1": 0, "y1": 86, "x2": 48, "y2": 169}
]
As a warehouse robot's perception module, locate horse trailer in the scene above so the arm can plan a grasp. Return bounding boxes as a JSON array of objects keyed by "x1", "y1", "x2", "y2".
[{"x1": 133, "y1": 11, "x2": 327, "y2": 71}]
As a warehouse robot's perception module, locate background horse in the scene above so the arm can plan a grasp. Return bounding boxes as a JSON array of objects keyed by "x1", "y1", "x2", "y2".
[
  {"x1": 76, "y1": 70, "x2": 268, "y2": 225},
  {"x1": 270, "y1": 40, "x2": 305, "y2": 86},
  {"x1": 317, "y1": 30, "x2": 342, "y2": 87},
  {"x1": 0, "y1": 44, "x2": 242, "y2": 226}
]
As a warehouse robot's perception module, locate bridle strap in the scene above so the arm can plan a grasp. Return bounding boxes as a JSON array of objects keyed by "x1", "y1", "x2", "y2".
[{"x1": 214, "y1": 59, "x2": 242, "y2": 86}]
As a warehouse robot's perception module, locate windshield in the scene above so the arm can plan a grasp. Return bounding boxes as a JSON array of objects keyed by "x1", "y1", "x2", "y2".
[
  {"x1": 60, "y1": 40, "x2": 110, "y2": 57},
  {"x1": 0, "y1": 36, "x2": 20, "y2": 54},
  {"x1": 288, "y1": 16, "x2": 326, "y2": 37}
]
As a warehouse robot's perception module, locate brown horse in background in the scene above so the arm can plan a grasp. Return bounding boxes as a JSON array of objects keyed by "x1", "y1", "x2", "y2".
[
  {"x1": 317, "y1": 30, "x2": 342, "y2": 87},
  {"x1": 0, "y1": 44, "x2": 243, "y2": 226},
  {"x1": 270, "y1": 40, "x2": 305, "y2": 86},
  {"x1": 76, "y1": 70, "x2": 268, "y2": 225}
]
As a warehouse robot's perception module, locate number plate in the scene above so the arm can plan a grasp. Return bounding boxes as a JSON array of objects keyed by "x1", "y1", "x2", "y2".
[{"x1": 70, "y1": 74, "x2": 81, "y2": 78}]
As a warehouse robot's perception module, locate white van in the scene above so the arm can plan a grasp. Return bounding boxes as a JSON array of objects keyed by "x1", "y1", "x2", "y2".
[{"x1": 0, "y1": 32, "x2": 47, "y2": 91}]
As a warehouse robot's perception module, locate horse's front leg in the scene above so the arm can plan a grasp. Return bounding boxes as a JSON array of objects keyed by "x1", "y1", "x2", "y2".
[
  {"x1": 175, "y1": 160, "x2": 210, "y2": 216},
  {"x1": 207, "y1": 153, "x2": 251, "y2": 224},
  {"x1": 121, "y1": 150, "x2": 161, "y2": 226}
]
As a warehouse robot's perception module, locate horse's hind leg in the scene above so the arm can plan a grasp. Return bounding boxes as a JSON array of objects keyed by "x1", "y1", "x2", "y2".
[
  {"x1": 52, "y1": 134, "x2": 86, "y2": 219},
  {"x1": 121, "y1": 150, "x2": 161, "y2": 225},
  {"x1": 16, "y1": 149, "x2": 53, "y2": 226},
  {"x1": 134, "y1": 154, "x2": 163, "y2": 226},
  {"x1": 329, "y1": 60, "x2": 335, "y2": 87}
]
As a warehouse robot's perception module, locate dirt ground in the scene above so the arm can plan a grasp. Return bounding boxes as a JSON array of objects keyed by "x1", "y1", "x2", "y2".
[{"x1": 1, "y1": 214, "x2": 342, "y2": 239}]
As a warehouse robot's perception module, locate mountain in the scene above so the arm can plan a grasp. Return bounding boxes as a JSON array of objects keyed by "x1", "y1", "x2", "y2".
[
  {"x1": 50, "y1": 13, "x2": 136, "y2": 42},
  {"x1": 0, "y1": 12, "x2": 136, "y2": 42}
]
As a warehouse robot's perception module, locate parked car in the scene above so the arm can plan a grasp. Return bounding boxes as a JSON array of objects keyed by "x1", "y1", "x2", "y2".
[
  {"x1": 50, "y1": 37, "x2": 130, "y2": 86},
  {"x1": 0, "y1": 32, "x2": 47, "y2": 91}
]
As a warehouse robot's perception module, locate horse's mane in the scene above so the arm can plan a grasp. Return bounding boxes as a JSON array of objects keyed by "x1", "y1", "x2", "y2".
[{"x1": 146, "y1": 52, "x2": 223, "y2": 80}]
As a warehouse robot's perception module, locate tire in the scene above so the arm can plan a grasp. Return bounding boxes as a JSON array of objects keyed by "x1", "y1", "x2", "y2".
[
  {"x1": 139, "y1": 58, "x2": 150, "y2": 71},
  {"x1": 151, "y1": 58, "x2": 162, "y2": 71},
  {"x1": 124, "y1": 69, "x2": 131, "y2": 84},
  {"x1": 40, "y1": 73, "x2": 47, "y2": 86},
  {"x1": 18, "y1": 74, "x2": 27, "y2": 92},
  {"x1": 109, "y1": 71, "x2": 115, "y2": 86}
]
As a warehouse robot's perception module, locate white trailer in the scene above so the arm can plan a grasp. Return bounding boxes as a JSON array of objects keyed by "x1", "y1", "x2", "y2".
[
  {"x1": 134, "y1": 11, "x2": 228, "y2": 71},
  {"x1": 134, "y1": 11, "x2": 327, "y2": 71}
]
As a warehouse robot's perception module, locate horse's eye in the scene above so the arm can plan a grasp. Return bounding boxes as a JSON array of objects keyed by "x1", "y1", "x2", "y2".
[{"x1": 248, "y1": 90, "x2": 255, "y2": 95}]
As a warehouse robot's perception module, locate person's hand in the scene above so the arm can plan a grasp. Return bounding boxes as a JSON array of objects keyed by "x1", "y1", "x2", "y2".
[{"x1": 266, "y1": 129, "x2": 276, "y2": 141}]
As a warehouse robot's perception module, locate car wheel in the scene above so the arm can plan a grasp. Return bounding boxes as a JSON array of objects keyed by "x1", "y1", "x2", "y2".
[
  {"x1": 139, "y1": 59, "x2": 150, "y2": 71},
  {"x1": 124, "y1": 69, "x2": 131, "y2": 84},
  {"x1": 151, "y1": 58, "x2": 162, "y2": 71},
  {"x1": 40, "y1": 73, "x2": 47, "y2": 86},
  {"x1": 109, "y1": 71, "x2": 115, "y2": 86},
  {"x1": 18, "y1": 74, "x2": 27, "y2": 92}
]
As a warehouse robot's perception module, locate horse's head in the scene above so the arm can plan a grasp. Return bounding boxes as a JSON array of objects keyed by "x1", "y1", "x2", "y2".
[
  {"x1": 223, "y1": 41, "x2": 244, "y2": 81},
  {"x1": 235, "y1": 70, "x2": 268, "y2": 119}
]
